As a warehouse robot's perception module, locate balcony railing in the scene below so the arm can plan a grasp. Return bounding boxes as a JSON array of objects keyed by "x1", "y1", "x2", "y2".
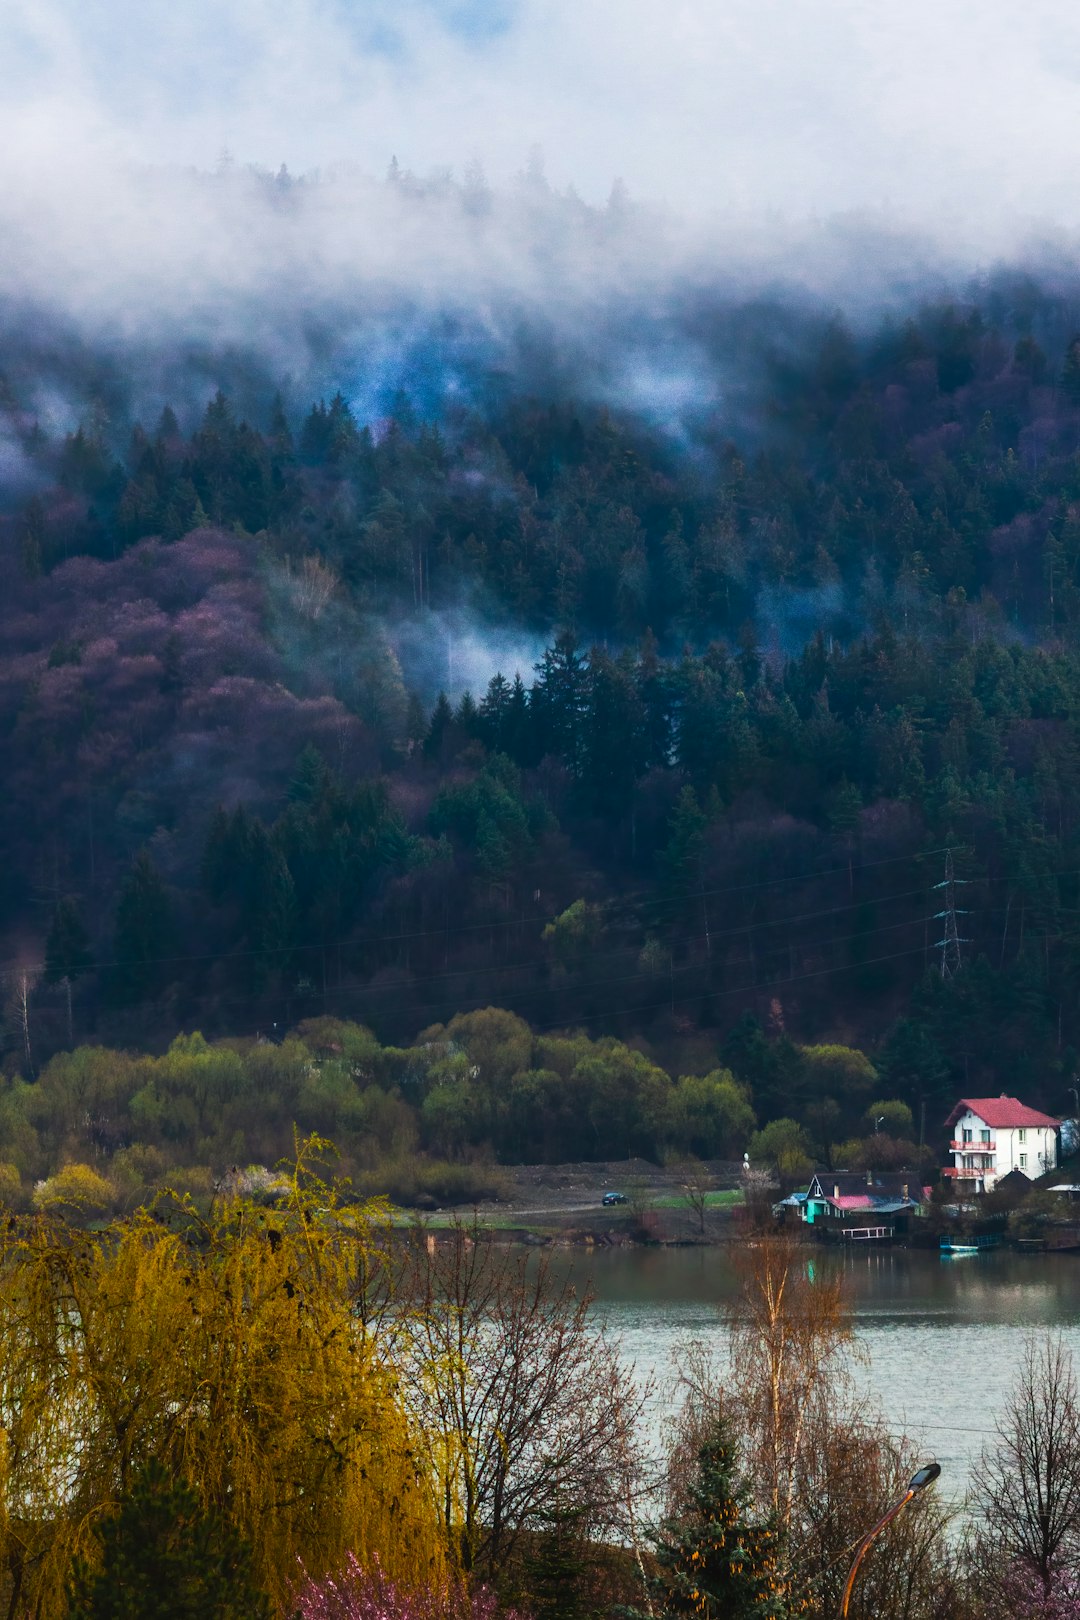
[
  {"x1": 943, "y1": 1166, "x2": 986, "y2": 1178},
  {"x1": 950, "y1": 1140, "x2": 995, "y2": 1153}
]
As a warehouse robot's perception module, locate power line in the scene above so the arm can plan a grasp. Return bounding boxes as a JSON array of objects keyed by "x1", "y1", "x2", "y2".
[
  {"x1": 0, "y1": 883, "x2": 934, "y2": 986},
  {"x1": 11, "y1": 838, "x2": 1080, "y2": 990},
  {"x1": 12, "y1": 845, "x2": 1080, "y2": 1037},
  {"x1": 209, "y1": 936, "x2": 941, "y2": 1037}
]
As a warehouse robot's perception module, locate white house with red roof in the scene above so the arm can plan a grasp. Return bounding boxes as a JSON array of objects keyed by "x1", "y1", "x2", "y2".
[{"x1": 944, "y1": 1095, "x2": 1061, "y2": 1193}]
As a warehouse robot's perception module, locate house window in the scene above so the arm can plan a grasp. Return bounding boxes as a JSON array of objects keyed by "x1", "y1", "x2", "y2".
[
  {"x1": 1020, "y1": 1154, "x2": 1028, "y2": 1169},
  {"x1": 1018, "y1": 1129, "x2": 1027, "y2": 1143},
  {"x1": 981, "y1": 1129, "x2": 991, "y2": 1143},
  {"x1": 963, "y1": 1129, "x2": 972, "y2": 1143}
]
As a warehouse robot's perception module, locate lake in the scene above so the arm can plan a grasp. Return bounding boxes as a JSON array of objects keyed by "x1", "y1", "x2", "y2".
[{"x1": 549, "y1": 1244, "x2": 1080, "y2": 1499}]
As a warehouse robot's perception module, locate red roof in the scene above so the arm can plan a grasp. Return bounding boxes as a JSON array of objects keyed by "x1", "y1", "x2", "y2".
[{"x1": 945, "y1": 1096, "x2": 1062, "y2": 1131}]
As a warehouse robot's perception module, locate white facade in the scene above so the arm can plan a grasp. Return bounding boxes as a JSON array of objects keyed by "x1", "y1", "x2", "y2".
[{"x1": 946, "y1": 1107, "x2": 1058, "y2": 1193}]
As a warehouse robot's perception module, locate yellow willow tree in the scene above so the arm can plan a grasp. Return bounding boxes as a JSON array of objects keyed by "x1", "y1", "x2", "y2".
[{"x1": 0, "y1": 1137, "x2": 447, "y2": 1620}]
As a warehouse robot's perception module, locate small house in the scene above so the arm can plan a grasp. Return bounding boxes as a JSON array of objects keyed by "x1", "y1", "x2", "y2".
[
  {"x1": 943, "y1": 1096, "x2": 1061, "y2": 1194},
  {"x1": 797, "y1": 1170, "x2": 927, "y2": 1238}
]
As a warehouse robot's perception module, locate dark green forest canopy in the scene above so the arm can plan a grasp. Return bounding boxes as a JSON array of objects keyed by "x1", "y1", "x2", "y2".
[{"x1": 4, "y1": 276, "x2": 1080, "y2": 1137}]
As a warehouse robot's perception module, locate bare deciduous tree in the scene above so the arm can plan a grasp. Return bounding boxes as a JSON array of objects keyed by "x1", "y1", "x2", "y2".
[
  {"x1": 624, "y1": 1176, "x2": 656, "y2": 1232},
  {"x1": 971, "y1": 1335, "x2": 1080, "y2": 1605},
  {"x1": 667, "y1": 1236, "x2": 960, "y2": 1619},
  {"x1": 726, "y1": 1231, "x2": 853, "y2": 1537},
  {"x1": 17, "y1": 971, "x2": 34, "y2": 1077},
  {"x1": 386, "y1": 1221, "x2": 650, "y2": 1578},
  {"x1": 290, "y1": 553, "x2": 338, "y2": 620},
  {"x1": 676, "y1": 1157, "x2": 713, "y2": 1236}
]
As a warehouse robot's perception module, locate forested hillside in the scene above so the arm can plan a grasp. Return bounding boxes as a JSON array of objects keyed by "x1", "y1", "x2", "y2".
[{"x1": 7, "y1": 263, "x2": 1080, "y2": 1152}]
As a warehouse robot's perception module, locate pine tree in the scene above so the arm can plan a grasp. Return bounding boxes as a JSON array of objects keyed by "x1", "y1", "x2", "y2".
[
  {"x1": 110, "y1": 851, "x2": 175, "y2": 1005},
  {"x1": 45, "y1": 897, "x2": 94, "y2": 1044},
  {"x1": 267, "y1": 394, "x2": 294, "y2": 457},
  {"x1": 505, "y1": 673, "x2": 533, "y2": 764},
  {"x1": 524, "y1": 1500, "x2": 594, "y2": 1620},
  {"x1": 628, "y1": 1421, "x2": 790, "y2": 1620},
  {"x1": 478, "y1": 672, "x2": 512, "y2": 751},
  {"x1": 65, "y1": 1458, "x2": 273, "y2": 1620},
  {"x1": 20, "y1": 496, "x2": 45, "y2": 579},
  {"x1": 530, "y1": 633, "x2": 586, "y2": 771},
  {"x1": 1063, "y1": 336, "x2": 1080, "y2": 406},
  {"x1": 456, "y1": 690, "x2": 481, "y2": 738},
  {"x1": 155, "y1": 404, "x2": 181, "y2": 442},
  {"x1": 424, "y1": 692, "x2": 457, "y2": 761},
  {"x1": 289, "y1": 744, "x2": 331, "y2": 805},
  {"x1": 661, "y1": 786, "x2": 708, "y2": 900},
  {"x1": 44, "y1": 898, "x2": 93, "y2": 986}
]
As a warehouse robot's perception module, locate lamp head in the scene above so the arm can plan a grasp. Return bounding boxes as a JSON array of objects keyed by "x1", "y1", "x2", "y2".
[{"x1": 908, "y1": 1463, "x2": 941, "y2": 1493}]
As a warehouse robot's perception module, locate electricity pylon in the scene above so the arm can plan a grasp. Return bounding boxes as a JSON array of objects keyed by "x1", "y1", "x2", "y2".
[{"x1": 933, "y1": 848, "x2": 971, "y2": 979}]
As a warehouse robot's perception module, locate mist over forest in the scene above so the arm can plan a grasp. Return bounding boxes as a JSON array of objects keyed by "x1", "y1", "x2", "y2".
[
  {"x1": 3, "y1": 153, "x2": 1080, "y2": 1185},
  {"x1": 14, "y1": 4, "x2": 1080, "y2": 1615}
]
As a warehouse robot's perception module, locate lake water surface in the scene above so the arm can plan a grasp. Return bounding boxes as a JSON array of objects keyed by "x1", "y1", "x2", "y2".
[{"x1": 549, "y1": 1245, "x2": 1080, "y2": 1498}]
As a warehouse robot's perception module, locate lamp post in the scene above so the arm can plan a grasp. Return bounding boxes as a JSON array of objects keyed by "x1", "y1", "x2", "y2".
[{"x1": 838, "y1": 1463, "x2": 941, "y2": 1618}]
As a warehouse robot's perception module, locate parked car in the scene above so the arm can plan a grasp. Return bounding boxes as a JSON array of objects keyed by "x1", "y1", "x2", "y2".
[{"x1": 602, "y1": 1191, "x2": 628, "y2": 1206}]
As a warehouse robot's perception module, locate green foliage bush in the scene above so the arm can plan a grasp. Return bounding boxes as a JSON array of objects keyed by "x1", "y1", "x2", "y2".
[
  {"x1": 64, "y1": 1460, "x2": 273, "y2": 1620},
  {"x1": 0, "y1": 1005, "x2": 941, "y2": 1197}
]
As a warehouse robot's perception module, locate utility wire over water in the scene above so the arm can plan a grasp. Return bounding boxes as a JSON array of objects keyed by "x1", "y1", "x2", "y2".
[{"x1": 546, "y1": 1245, "x2": 1080, "y2": 1501}]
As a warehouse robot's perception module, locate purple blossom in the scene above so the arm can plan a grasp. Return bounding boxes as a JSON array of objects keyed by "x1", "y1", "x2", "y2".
[
  {"x1": 990, "y1": 1560, "x2": 1080, "y2": 1620},
  {"x1": 293, "y1": 1554, "x2": 528, "y2": 1620}
]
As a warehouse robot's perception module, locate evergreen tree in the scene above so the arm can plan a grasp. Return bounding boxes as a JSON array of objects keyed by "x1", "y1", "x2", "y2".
[
  {"x1": 582, "y1": 648, "x2": 645, "y2": 817},
  {"x1": 504, "y1": 673, "x2": 533, "y2": 764},
  {"x1": 661, "y1": 786, "x2": 708, "y2": 903},
  {"x1": 877, "y1": 1013, "x2": 950, "y2": 1114},
  {"x1": 424, "y1": 692, "x2": 457, "y2": 761},
  {"x1": 111, "y1": 852, "x2": 175, "y2": 1005},
  {"x1": 65, "y1": 1458, "x2": 273, "y2": 1620},
  {"x1": 456, "y1": 689, "x2": 481, "y2": 739},
  {"x1": 289, "y1": 744, "x2": 331, "y2": 805},
  {"x1": 627, "y1": 1419, "x2": 790, "y2": 1620},
  {"x1": 155, "y1": 404, "x2": 181, "y2": 442},
  {"x1": 1063, "y1": 336, "x2": 1080, "y2": 406},
  {"x1": 44, "y1": 898, "x2": 94, "y2": 986},
  {"x1": 325, "y1": 391, "x2": 360, "y2": 464},
  {"x1": 721, "y1": 1014, "x2": 801, "y2": 1124},
  {"x1": 478, "y1": 673, "x2": 512, "y2": 751},
  {"x1": 530, "y1": 633, "x2": 587, "y2": 771},
  {"x1": 20, "y1": 496, "x2": 45, "y2": 578},
  {"x1": 523, "y1": 1500, "x2": 594, "y2": 1620},
  {"x1": 267, "y1": 394, "x2": 293, "y2": 456}
]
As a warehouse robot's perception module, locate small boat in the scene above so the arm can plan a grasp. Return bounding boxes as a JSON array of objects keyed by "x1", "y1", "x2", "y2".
[{"x1": 940, "y1": 1234, "x2": 1003, "y2": 1256}]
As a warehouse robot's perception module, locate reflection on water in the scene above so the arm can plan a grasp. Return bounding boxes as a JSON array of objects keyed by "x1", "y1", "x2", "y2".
[{"x1": 546, "y1": 1246, "x2": 1080, "y2": 1494}]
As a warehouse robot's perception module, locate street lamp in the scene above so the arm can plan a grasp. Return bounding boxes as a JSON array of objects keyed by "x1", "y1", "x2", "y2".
[{"x1": 838, "y1": 1462, "x2": 941, "y2": 1618}]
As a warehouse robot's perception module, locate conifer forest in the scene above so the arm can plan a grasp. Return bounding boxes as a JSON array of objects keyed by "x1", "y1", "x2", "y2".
[{"x1": 7, "y1": 238, "x2": 1080, "y2": 1172}]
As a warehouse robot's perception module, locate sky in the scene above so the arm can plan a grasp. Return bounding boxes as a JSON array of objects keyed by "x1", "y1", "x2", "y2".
[{"x1": 5, "y1": 0, "x2": 1080, "y2": 234}]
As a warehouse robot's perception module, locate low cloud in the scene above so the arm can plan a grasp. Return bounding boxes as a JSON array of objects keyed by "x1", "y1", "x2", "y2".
[{"x1": 2, "y1": 2, "x2": 1080, "y2": 485}]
